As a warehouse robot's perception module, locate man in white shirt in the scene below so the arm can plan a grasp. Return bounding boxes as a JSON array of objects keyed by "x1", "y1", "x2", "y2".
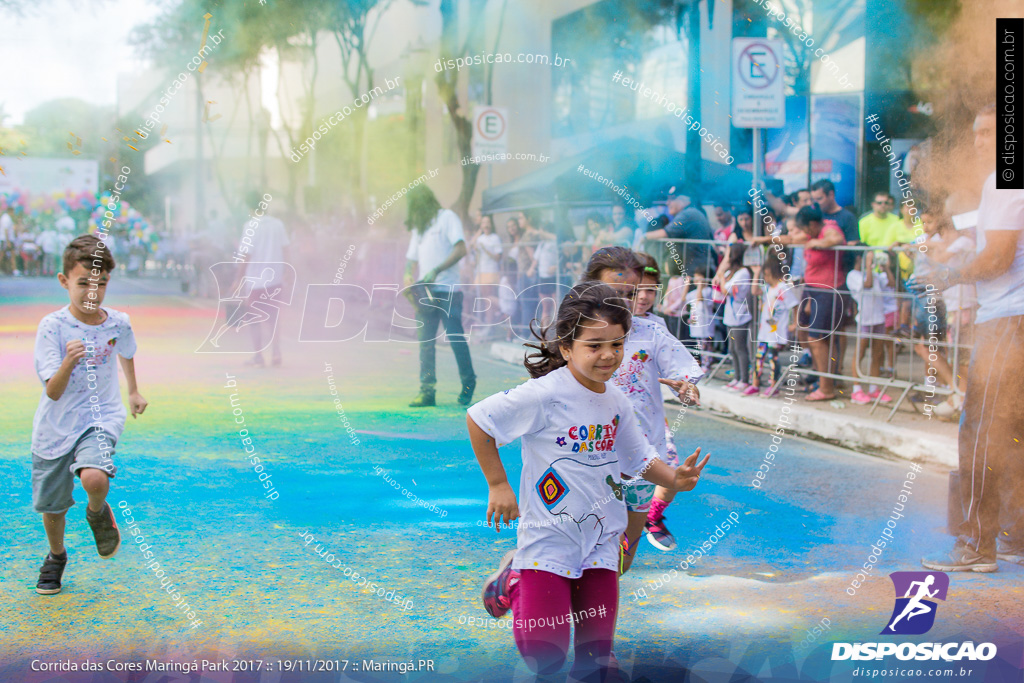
[
  {"x1": 403, "y1": 185, "x2": 476, "y2": 407},
  {"x1": 914, "y1": 104, "x2": 1024, "y2": 572},
  {"x1": 234, "y1": 193, "x2": 291, "y2": 367}
]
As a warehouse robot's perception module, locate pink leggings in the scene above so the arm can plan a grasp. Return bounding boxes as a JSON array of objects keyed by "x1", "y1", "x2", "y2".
[{"x1": 510, "y1": 568, "x2": 618, "y2": 677}]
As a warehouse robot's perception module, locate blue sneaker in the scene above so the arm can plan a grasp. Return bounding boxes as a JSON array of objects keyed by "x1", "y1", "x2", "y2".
[{"x1": 481, "y1": 549, "x2": 519, "y2": 618}]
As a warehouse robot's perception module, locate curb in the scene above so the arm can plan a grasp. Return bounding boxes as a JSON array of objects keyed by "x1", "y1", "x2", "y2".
[{"x1": 489, "y1": 342, "x2": 957, "y2": 469}]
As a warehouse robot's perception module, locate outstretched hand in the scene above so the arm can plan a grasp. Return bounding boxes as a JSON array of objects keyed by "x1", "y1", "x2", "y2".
[
  {"x1": 659, "y1": 378, "x2": 700, "y2": 406},
  {"x1": 486, "y1": 482, "x2": 520, "y2": 533},
  {"x1": 906, "y1": 267, "x2": 955, "y2": 294},
  {"x1": 672, "y1": 447, "x2": 711, "y2": 492}
]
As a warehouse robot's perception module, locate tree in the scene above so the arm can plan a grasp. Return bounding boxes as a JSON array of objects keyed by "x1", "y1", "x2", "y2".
[
  {"x1": 325, "y1": 0, "x2": 393, "y2": 211},
  {"x1": 429, "y1": 0, "x2": 489, "y2": 226}
]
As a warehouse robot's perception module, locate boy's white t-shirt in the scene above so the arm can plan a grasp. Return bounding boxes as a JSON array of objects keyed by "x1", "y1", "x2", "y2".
[
  {"x1": 612, "y1": 316, "x2": 703, "y2": 458},
  {"x1": 467, "y1": 366, "x2": 658, "y2": 578},
  {"x1": 685, "y1": 288, "x2": 715, "y2": 339},
  {"x1": 757, "y1": 283, "x2": 801, "y2": 343},
  {"x1": 846, "y1": 270, "x2": 889, "y2": 327},
  {"x1": 723, "y1": 268, "x2": 753, "y2": 326},
  {"x1": 32, "y1": 306, "x2": 137, "y2": 459}
]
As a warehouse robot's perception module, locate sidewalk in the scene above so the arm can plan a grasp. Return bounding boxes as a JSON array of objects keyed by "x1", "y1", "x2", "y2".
[{"x1": 488, "y1": 341, "x2": 960, "y2": 469}]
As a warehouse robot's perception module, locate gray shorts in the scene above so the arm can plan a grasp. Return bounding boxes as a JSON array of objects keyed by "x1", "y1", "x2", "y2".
[{"x1": 32, "y1": 428, "x2": 117, "y2": 514}]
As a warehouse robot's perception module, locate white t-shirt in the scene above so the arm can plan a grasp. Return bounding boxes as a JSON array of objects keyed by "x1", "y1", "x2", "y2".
[
  {"x1": 405, "y1": 209, "x2": 465, "y2": 287},
  {"x1": 943, "y1": 235, "x2": 978, "y2": 312},
  {"x1": 612, "y1": 316, "x2": 703, "y2": 458},
  {"x1": 38, "y1": 229, "x2": 61, "y2": 255},
  {"x1": 32, "y1": 307, "x2": 137, "y2": 459},
  {"x1": 846, "y1": 269, "x2": 889, "y2": 327},
  {"x1": 535, "y1": 240, "x2": 559, "y2": 278},
  {"x1": 467, "y1": 366, "x2": 657, "y2": 578},
  {"x1": 975, "y1": 172, "x2": 1024, "y2": 323},
  {"x1": 244, "y1": 216, "x2": 290, "y2": 287},
  {"x1": 0, "y1": 213, "x2": 12, "y2": 241},
  {"x1": 723, "y1": 268, "x2": 753, "y2": 326},
  {"x1": 475, "y1": 232, "x2": 502, "y2": 274},
  {"x1": 757, "y1": 283, "x2": 801, "y2": 343},
  {"x1": 685, "y1": 288, "x2": 715, "y2": 339}
]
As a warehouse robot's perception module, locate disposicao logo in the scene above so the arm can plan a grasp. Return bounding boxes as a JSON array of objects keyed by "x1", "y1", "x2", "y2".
[
  {"x1": 831, "y1": 572, "x2": 997, "y2": 662},
  {"x1": 882, "y1": 571, "x2": 948, "y2": 635}
]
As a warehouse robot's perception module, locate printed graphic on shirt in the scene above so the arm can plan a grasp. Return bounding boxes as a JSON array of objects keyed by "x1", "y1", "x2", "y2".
[
  {"x1": 615, "y1": 352, "x2": 650, "y2": 395},
  {"x1": 564, "y1": 415, "x2": 619, "y2": 454},
  {"x1": 605, "y1": 475, "x2": 623, "y2": 501},
  {"x1": 537, "y1": 467, "x2": 570, "y2": 509}
]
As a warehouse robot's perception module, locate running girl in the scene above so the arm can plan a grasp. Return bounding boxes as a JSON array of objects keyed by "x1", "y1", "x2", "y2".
[
  {"x1": 468, "y1": 280, "x2": 710, "y2": 679},
  {"x1": 629, "y1": 251, "x2": 705, "y2": 554}
]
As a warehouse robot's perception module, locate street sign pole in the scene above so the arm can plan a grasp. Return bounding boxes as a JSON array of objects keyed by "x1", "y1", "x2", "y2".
[{"x1": 753, "y1": 127, "x2": 762, "y2": 237}]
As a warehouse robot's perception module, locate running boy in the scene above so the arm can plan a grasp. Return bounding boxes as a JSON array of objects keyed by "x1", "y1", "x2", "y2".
[{"x1": 31, "y1": 234, "x2": 147, "y2": 594}]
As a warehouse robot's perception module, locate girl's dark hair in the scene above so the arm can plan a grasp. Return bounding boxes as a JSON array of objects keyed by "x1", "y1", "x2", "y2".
[
  {"x1": 723, "y1": 242, "x2": 747, "y2": 273},
  {"x1": 634, "y1": 250, "x2": 661, "y2": 282},
  {"x1": 405, "y1": 185, "x2": 443, "y2": 233},
  {"x1": 582, "y1": 246, "x2": 642, "y2": 282},
  {"x1": 524, "y1": 281, "x2": 633, "y2": 378},
  {"x1": 763, "y1": 251, "x2": 788, "y2": 282}
]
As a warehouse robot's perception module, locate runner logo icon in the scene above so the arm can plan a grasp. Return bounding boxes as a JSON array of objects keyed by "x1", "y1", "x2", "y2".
[{"x1": 881, "y1": 571, "x2": 949, "y2": 635}]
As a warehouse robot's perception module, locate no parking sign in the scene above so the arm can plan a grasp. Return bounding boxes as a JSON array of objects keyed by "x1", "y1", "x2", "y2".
[
  {"x1": 471, "y1": 106, "x2": 508, "y2": 159},
  {"x1": 731, "y1": 38, "x2": 785, "y2": 128}
]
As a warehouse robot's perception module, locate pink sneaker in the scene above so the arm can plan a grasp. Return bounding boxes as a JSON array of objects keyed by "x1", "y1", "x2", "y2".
[
  {"x1": 850, "y1": 390, "x2": 872, "y2": 405},
  {"x1": 869, "y1": 390, "x2": 893, "y2": 403},
  {"x1": 725, "y1": 380, "x2": 738, "y2": 389},
  {"x1": 742, "y1": 385, "x2": 760, "y2": 396},
  {"x1": 481, "y1": 549, "x2": 519, "y2": 618},
  {"x1": 732, "y1": 382, "x2": 749, "y2": 392},
  {"x1": 761, "y1": 387, "x2": 779, "y2": 398}
]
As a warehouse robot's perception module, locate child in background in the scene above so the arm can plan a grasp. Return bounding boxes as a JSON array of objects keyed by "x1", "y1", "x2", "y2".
[
  {"x1": 470, "y1": 280, "x2": 710, "y2": 680},
  {"x1": 31, "y1": 235, "x2": 148, "y2": 595},
  {"x1": 910, "y1": 210, "x2": 970, "y2": 419},
  {"x1": 657, "y1": 261, "x2": 688, "y2": 341},
  {"x1": 631, "y1": 252, "x2": 705, "y2": 553},
  {"x1": 749, "y1": 255, "x2": 800, "y2": 397},
  {"x1": 879, "y1": 250, "x2": 899, "y2": 378},
  {"x1": 713, "y1": 243, "x2": 753, "y2": 392},
  {"x1": 685, "y1": 272, "x2": 715, "y2": 374},
  {"x1": 846, "y1": 246, "x2": 893, "y2": 404}
]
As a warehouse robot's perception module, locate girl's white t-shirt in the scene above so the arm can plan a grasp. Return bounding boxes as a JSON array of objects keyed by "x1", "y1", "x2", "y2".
[
  {"x1": 612, "y1": 316, "x2": 703, "y2": 458},
  {"x1": 757, "y1": 283, "x2": 801, "y2": 343},
  {"x1": 467, "y1": 366, "x2": 657, "y2": 578},
  {"x1": 846, "y1": 270, "x2": 889, "y2": 327},
  {"x1": 723, "y1": 267, "x2": 753, "y2": 326},
  {"x1": 475, "y1": 233, "x2": 503, "y2": 274},
  {"x1": 685, "y1": 288, "x2": 715, "y2": 338}
]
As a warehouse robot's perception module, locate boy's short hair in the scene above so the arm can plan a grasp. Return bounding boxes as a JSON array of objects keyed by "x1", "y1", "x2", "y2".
[{"x1": 64, "y1": 234, "x2": 115, "y2": 276}]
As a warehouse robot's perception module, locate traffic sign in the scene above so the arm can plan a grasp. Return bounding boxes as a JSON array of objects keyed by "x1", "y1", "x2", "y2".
[
  {"x1": 471, "y1": 106, "x2": 509, "y2": 159},
  {"x1": 732, "y1": 38, "x2": 785, "y2": 128}
]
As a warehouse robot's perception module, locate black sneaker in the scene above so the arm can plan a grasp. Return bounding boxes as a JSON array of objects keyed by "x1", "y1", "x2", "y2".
[
  {"x1": 86, "y1": 503, "x2": 121, "y2": 558},
  {"x1": 36, "y1": 551, "x2": 68, "y2": 595},
  {"x1": 409, "y1": 391, "x2": 436, "y2": 407},
  {"x1": 997, "y1": 538, "x2": 1024, "y2": 565},
  {"x1": 921, "y1": 542, "x2": 997, "y2": 573},
  {"x1": 457, "y1": 380, "x2": 476, "y2": 406}
]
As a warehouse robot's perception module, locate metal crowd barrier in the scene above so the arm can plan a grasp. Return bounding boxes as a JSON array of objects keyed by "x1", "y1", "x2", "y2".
[{"x1": 461, "y1": 233, "x2": 971, "y2": 422}]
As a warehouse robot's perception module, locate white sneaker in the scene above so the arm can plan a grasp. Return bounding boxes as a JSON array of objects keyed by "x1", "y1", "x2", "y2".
[{"x1": 933, "y1": 393, "x2": 963, "y2": 420}]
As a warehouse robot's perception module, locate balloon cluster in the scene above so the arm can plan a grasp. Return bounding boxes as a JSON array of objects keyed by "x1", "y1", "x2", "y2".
[{"x1": 0, "y1": 189, "x2": 156, "y2": 249}]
